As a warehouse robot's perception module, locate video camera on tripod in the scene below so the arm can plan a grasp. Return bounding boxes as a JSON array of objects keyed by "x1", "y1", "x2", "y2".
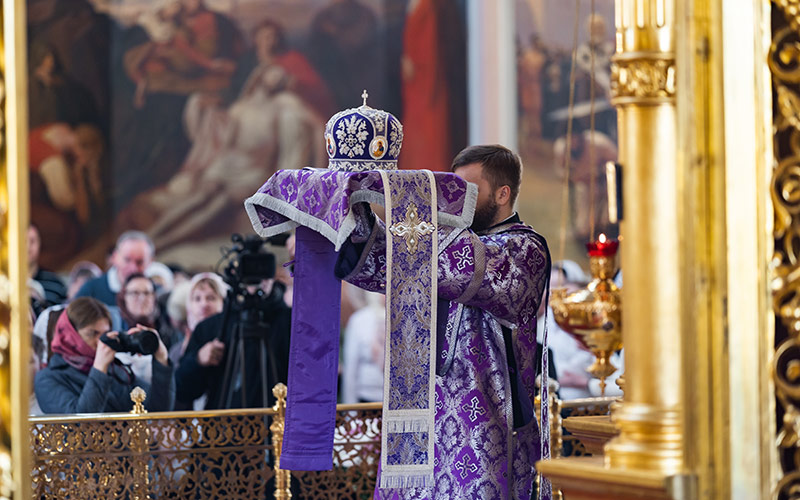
[{"x1": 216, "y1": 233, "x2": 290, "y2": 409}]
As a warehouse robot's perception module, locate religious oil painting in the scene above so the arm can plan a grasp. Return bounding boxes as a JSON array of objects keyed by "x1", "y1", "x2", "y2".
[
  {"x1": 27, "y1": 0, "x2": 467, "y2": 270},
  {"x1": 515, "y1": 0, "x2": 617, "y2": 265}
]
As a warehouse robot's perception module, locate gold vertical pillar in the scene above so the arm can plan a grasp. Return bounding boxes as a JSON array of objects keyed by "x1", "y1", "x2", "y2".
[
  {"x1": 539, "y1": 0, "x2": 774, "y2": 497},
  {"x1": 604, "y1": 0, "x2": 682, "y2": 473},
  {"x1": 0, "y1": 0, "x2": 30, "y2": 497}
]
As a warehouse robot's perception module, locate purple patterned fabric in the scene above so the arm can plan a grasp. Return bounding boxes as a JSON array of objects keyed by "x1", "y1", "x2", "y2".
[
  {"x1": 246, "y1": 168, "x2": 474, "y2": 480},
  {"x1": 280, "y1": 227, "x2": 342, "y2": 471},
  {"x1": 345, "y1": 218, "x2": 550, "y2": 500},
  {"x1": 244, "y1": 168, "x2": 476, "y2": 250},
  {"x1": 378, "y1": 170, "x2": 437, "y2": 488},
  {"x1": 244, "y1": 166, "x2": 550, "y2": 498}
]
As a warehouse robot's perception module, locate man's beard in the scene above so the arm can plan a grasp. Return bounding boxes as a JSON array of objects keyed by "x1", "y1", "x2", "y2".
[{"x1": 471, "y1": 198, "x2": 499, "y2": 232}]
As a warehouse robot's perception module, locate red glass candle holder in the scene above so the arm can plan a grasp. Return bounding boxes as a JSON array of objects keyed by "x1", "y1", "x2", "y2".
[{"x1": 586, "y1": 234, "x2": 619, "y2": 257}]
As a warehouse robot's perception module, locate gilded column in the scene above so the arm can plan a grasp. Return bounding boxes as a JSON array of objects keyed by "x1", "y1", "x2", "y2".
[
  {"x1": 0, "y1": 0, "x2": 29, "y2": 498},
  {"x1": 604, "y1": 0, "x2": 683, "y2": 473}
]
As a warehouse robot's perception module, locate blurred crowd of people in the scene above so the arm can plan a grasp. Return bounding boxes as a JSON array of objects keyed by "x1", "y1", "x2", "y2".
[
  {"x1": 25, "y1": 225, "x2": 398, "y2": 415},
  {"x1": 26, "y1": 221, "x2": 620, "y2": 416}
]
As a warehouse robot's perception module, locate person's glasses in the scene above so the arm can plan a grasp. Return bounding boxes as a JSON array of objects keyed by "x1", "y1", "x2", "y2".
[{"x1": 125, "y1": 290, "x2": 154, "y2": 299}]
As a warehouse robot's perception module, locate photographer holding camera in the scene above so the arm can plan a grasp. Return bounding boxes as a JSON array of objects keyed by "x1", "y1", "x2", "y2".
[
  {"x1": 175, "y1": 235, "x2": 292, "y2": 410},
  {"x1": 35, "y1": 297, "x2": 175, "y2": 414}
]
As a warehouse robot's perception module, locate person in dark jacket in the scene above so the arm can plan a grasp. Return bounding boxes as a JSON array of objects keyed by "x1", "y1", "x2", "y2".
[
  {"x1": 175, "y1": 280, "x2": 291, "y2": 410},
  {"x1": 75, "y1": 231, "x2": 155, "y2": 307},
  {"x1": 35, "y1": 297, "x2": 175, "y2": 414}
]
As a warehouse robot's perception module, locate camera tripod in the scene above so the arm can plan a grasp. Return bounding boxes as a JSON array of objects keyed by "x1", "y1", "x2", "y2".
[{"x1": 216, "y1": 292, "x2": 279, "y2": 409}]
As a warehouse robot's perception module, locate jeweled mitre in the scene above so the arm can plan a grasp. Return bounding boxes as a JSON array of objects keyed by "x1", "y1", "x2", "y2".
[{"x1": 325, "y1": 91, "x2": 403, "y2": 171}]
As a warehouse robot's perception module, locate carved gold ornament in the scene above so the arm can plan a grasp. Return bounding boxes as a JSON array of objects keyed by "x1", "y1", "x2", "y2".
[
  {"x1": 610, "y1": 57, "x2": 676, "y2": 103},
  {"x1": 389, "y1": 203, "x2": 435, "y2": 254},
  {"x1": 771, "y1": 0, "x2": 800, "y2": 495}
]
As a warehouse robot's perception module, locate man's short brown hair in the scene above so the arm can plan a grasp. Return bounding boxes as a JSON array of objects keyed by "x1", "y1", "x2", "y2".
[{"x1": 451, "y1": 144, "x2": 522, "y2": 206}]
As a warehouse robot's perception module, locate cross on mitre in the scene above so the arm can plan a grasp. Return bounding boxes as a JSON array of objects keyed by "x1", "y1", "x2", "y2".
[
  {"x1": 362, "y1": 89, "x2": 369, "y2": 106},
  {"x1": 390, "y1": 203, "x2": 435, "y2": 253}
]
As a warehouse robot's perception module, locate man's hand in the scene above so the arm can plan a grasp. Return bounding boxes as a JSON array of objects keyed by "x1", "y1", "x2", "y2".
[{"x1": 197, "y1": 339, "x2": 226, "y2": 367}]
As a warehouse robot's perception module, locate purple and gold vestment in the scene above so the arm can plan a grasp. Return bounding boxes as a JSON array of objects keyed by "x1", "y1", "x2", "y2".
[
  {"x1": 340, "y1": 211, "x2": 550, "y2": 500},
  {"x1": 244, "y1": 167, "x2": 551, "y2": 499}
]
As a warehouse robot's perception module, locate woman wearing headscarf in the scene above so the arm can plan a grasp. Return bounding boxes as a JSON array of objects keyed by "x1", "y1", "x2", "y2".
[
  {"x1": 34, "y1": 297, "x2": 174, "y2": 413},
  {"x1": 167, "y1": 272, "x2": 227, "y2": 368},
  {"x1": 166, "y1": 273, "x2": 227, "y2": 410}
]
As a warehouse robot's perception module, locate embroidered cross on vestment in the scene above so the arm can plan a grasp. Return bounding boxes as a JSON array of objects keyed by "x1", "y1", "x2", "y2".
[{"x1": 389, "y1": 203, "x2": 435, "y2": 253}]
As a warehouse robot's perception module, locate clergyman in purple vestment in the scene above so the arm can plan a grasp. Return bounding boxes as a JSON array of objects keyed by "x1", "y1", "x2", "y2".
[{"x1": 335, "y1": 145, "x2": 551, "y2": 499}]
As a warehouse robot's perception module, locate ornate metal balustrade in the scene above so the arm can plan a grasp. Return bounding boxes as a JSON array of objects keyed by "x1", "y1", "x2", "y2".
[
  {"x1": 290, "y1": 403, "x2": 382, "y2": 500},
  {"x1": 28, "y1": 383, "x2": 610, "y2": 499},
  {"x1": 31, "y1": 406, "x2": 279, "y2": 499}
]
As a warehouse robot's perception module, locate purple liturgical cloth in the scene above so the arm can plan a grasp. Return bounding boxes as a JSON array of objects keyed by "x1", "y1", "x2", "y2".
[
  {"x1": 244, "y1": 168, "x2": 477, "y2": 475},
  {"x1": 280, "y1": 226, "x2": 342, "y2": 470},
  {"x1": 244, "y1": 168, "x2": 476, "y2": 250},
  {"x1": 378, "y1": 170, "x2": 438, "y2": 488}
]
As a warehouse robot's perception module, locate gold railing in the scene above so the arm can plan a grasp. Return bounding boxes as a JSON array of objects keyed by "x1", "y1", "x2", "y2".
[
  {"x1": 29, "y1": 384, "x2": 609, "y2": 499},
  {"x1": 29, "y1": 384, "x2": 381, "y2": 499},
  {"x1": 290, "y1": 403, "x2": 382, "y2": 499},
  {"x1": 31, "y1": 404, "x2": 278, "y2": 498}
]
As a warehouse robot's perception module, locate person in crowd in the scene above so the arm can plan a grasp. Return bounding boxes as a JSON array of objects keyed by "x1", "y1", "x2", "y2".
[
  {"x1": 175, "y1": 277, "x2": 291, "y2": 410},
  {"x1": 67, "y1": 261, "x2": 103, "y2": 301},
  {"x1": 117, "y1": 274, "x2": 163, "y2": 332},
  {"x1": 115, "y1": 273, "x2": 176, "y2": 383},
  {"x1": 28, "y1": 279, "x2": 48, "y2": 317},
  {"x1": 27, "y1": 224, "x2": 67, "y2": 306},
  {"x1": 167, "y1": 273, "x2": 227, "y2": 368},
  {"x1": 29, "y1": 306, "x2": 44, "y2": 415},
  {"x1": 336, "y1": 144, "x2": 550, "y2": 498},
  {"x1": 75, "y1": 231, "x2": 155, "y2": 306},
  {"x1": 33, "y1": 261, "x2": 105, "y2": 364},
  {"x1": 167, "y1": 264, "x2": 192, "y2": 287},
  {"x1": 145, "y1": 261, "x2": 175, "y2": 297},
  {"x1": 165, "y1": 280, "x2": 191, "y2": 355},
  {"x1": 34, "y1": 297, "x2": 174, "y2": 413},
  {"x1": 341, "y1": 290, "x2": 385, "y2": 404}
]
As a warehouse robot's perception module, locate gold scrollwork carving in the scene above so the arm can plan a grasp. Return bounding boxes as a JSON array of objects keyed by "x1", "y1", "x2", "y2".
[
  {"x1": 771, "y1": 2, "x2": 800, "y2": 498},
  {"x1": 775, "y1": 0, "x2": 800, "y2": 34},
  {"x1": 610, "y1": 56, "x2": 676, "y2": 104},
  {"x1": 770, "y1": 28, "x2": 800, "y2": 84}
]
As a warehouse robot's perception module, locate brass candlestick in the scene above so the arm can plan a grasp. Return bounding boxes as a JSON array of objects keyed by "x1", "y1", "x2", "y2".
[{"x1": 550, "y1": 237, "x2": 622, "y2": 395}]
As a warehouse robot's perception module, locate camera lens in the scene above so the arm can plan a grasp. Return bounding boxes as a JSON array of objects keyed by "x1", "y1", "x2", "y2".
[{"x1": 134, "y1": 330, "x2": 159, "y2": 355}]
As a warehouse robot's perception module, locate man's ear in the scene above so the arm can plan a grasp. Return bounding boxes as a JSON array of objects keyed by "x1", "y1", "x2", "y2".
[{"x1": 496, "y1": 185, "x2": 512, "y2": 206}]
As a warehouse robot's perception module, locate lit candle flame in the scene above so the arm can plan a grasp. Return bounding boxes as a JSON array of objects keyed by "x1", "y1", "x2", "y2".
[{"x1": 598, "y1": 233, "x2": 607, "y2": 243}]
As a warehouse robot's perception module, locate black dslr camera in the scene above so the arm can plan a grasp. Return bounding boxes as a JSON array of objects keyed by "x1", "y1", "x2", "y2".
[{"x1": 100, "y1": 330, "x2": 159, "y2": 356}]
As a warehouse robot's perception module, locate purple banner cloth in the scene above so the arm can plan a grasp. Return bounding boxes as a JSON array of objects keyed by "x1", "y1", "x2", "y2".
[{"x1": 280, "y1": 226, "x2": 341, "y2": 471}]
